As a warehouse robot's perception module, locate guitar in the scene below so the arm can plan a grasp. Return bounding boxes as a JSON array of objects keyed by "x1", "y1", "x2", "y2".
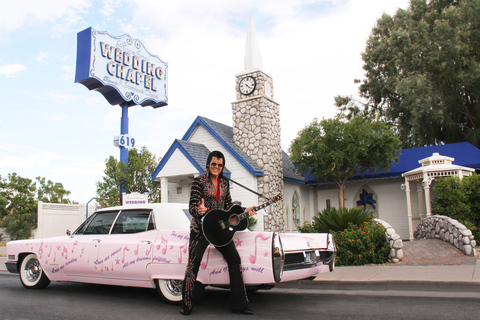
[{"x1": 201, "y1": 193, "x2": 282, "y2": 247}]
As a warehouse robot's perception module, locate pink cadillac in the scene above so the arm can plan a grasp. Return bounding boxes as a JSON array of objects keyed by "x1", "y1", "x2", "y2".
[{"x1": 4, "y1": 203, "x2": 336, "y2": 303}]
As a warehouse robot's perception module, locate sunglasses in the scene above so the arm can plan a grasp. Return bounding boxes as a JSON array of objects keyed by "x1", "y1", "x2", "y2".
[{"x1": 209, "y1": 162, "x2": 223, "y2": 168}]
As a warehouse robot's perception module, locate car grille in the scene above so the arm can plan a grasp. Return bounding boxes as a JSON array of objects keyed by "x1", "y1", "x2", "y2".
[{"x1": 284, "y1": 250, "x2": 334, "y2": 271}]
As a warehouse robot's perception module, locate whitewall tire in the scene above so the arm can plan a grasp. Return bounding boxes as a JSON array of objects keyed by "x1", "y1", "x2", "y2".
[{"x1": 19, "y1": 254, "x2": 50, "y2": 289}]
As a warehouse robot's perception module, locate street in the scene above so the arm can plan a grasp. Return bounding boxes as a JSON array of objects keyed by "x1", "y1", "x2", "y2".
[{"x1": 1, "y1": 273, "x2": 480, "y2": 320}]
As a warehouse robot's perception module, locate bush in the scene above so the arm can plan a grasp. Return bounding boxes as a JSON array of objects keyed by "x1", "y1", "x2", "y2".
[
  {"x1": 432, "y1": 173, "x2": 480, "y2": 240},
  {"x1": 333, "y1": 222, "x2": 390, "y2": 266},
  {"x1": 247, "y1": 217, "x2": 257, "y2": 231},
  {"x1": 298, "y1": 207, "x2": 389, "y2": 266}
]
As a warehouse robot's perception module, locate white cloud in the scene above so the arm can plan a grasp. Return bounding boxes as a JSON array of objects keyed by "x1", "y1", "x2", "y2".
[
  {"x1": 0, "y1": 0, "x2": 91, "y2": 33},
  {"x1": 0, "y1": 63, "x2": 27, "y2": 77},
  {"x1": 0, "y1": 143, "x2": 64, "y2": 169},
  {"x1": 62, "y1": 65, "x2": 75, "y2": 81},
  {"x1": 44, "y1": 92, "x2": 77, "y2": 103},
  {"x1": 48, "y1": 113, "x2": 68, "y2": 121},
  {"x1": 35, "y1": 52, "x2": 49, "y2": 63},
  {"x1": 100, "y1": 0, "x2": 121, "y2": 18}
]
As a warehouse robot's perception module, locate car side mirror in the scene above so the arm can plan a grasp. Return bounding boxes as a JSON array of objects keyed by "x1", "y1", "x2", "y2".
[{"x1": 66, "y1": 229, "x2": 71, "y2": 236}]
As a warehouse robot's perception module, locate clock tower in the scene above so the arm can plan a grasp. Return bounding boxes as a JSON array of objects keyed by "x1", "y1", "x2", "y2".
[{"x1": 232, "y1": 13, "x2": 284, "y2": 232}]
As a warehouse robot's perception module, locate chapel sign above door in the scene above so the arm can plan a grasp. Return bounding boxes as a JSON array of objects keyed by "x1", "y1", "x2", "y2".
[{"x1": 75, "y1": 27, "x2": 168, "y2": 108}]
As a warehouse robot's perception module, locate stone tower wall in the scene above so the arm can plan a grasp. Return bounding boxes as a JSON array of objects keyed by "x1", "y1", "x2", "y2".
[{"x1": 232, "y1": 71, "x2": 285, "y2": 232}]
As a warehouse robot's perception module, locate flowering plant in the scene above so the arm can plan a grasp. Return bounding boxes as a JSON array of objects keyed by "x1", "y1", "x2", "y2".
[{"x1": 332, "y1": 221, "x2": 390, "y2": 266}]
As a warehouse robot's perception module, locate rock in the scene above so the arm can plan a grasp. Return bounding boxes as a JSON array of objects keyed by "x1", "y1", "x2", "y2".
[
  {"x1": 393, "y1": 239, "x2": 403, "y2": 249},
  {"x1": 464, "y1": 244, "x2": 473, "y2": 255},
  {"x1": 396, "y1": 248, "x2": 404, "y2": 260}
]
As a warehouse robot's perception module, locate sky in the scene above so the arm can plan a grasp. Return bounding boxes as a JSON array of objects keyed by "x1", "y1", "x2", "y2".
[{"x1": 0, "y1": 0, "x2": 410, "y2": 204}]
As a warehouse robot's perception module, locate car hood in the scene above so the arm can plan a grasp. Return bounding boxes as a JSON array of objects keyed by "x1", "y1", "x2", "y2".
[{"x1": 279, "y1": 233, "x2": 329, "y2": 251}]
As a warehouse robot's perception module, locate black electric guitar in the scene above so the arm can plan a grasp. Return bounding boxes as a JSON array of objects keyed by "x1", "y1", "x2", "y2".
[{"x1": 202, "y1": 193, "x2": 282, "y2": 247}]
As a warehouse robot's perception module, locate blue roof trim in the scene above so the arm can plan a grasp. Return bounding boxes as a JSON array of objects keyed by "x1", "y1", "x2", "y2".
[
  {"x1": 182, "y1": 116, "x2": 263, "y2": 176},
  {"x1": 284, "y1": 177, "x2": 307, "y2": 184},
  {"x1": 152, "y1": 139, "x2": 232, "y2": 181},
  {"x1": 152, "y1": 140, "x2": 195, "y2": 180},
  {"x1": 304, "y1": 142, "x2": 480, "y2": 185}
]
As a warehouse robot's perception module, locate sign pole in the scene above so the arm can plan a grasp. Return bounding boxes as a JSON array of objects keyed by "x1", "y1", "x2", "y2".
[
  {"x1": 75, "y1": 27, "x2": 168, "y2": 206},
  {"x1": 119, "y1": 102, "x2": 129, "y2": 203}
]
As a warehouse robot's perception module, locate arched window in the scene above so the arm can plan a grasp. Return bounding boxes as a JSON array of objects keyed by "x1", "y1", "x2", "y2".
[
  {"x1": 292, "y1": 190, "x2": 300, "y2": 227},
  {"x1": 354, "y1": 185, "x2": 378, "y2": 218}
]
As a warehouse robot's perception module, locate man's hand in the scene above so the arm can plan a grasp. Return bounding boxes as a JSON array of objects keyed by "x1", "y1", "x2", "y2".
[
  {"x1": 198, "y1": 198, "x2": 208, "y2": 216},
  {"x1": 246, "y1": 206, "x2": 257, "y2": 217}
]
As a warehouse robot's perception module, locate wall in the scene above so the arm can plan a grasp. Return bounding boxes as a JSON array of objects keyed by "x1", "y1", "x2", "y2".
[
  {"x1": 35, "y1": 202, "x2": 85, "y2": 239},
  {"x1": 0, "y1": 228, "x2": 12, "y2": 242},
  {"x1": 315, "y1": 177, "x2": 418, "y2": 240},
  {"x1": 283, "y1": 181, "x2": 313, "y2": 232}
]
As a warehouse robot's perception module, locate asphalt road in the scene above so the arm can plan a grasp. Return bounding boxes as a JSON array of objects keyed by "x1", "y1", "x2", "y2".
[{"x1": 1, "y1": 273, "x2": 480, "y2": 320}]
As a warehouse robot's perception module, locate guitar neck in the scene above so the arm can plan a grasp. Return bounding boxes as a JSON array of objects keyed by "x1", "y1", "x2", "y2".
[{"x1": 238, "y1": 200, "x2": 274, "y2": 220}]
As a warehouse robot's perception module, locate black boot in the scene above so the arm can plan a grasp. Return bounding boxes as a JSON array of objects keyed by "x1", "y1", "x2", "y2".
[
  {"x1": 180, "y1": 306, "x2": 192, "y2": 315},
  {"x1": 232, "y1": 308, "x2": 254, "y2": 315}
]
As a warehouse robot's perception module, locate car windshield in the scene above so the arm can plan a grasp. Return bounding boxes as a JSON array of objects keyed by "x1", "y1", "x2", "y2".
[{"x1": 82, "y1": 211, "x2": 119, "y2": 234}]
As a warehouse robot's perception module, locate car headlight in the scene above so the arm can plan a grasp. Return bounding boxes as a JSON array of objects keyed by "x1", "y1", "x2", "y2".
[{"x1": 304, "y1": 251, "x2": 316, "y2": 264}]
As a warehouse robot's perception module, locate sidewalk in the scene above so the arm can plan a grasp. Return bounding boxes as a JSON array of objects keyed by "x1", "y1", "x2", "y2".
[
  {"x1": 0, "y1": 246, "x2": 6, "y2": 273},
  {"x1": 306, "y1": 261, "x2": 480, "y2": 292},
  {"x1": 302, "y1": 239, "x2": 480, "y2": 292}
]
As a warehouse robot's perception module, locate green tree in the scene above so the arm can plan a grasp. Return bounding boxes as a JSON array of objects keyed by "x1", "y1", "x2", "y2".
[
  {"x1": 289, "y1": 115, "x2": 401, "y2": 208},
  {"x1": 96, "y1": 146, "x2": 161, "y2": 207},
  {"x1": 336, "y1": 0, "x2": 480, "y2": 148},
  {"x1": 36, "y1": 177, "x2": 72, "y2": 204},
  {"x1": 0, "y1": 173, "x2": 37, "y2": 240},
  {"x1": 0, "y1": 173, "x2": 72, "y2": 240}
]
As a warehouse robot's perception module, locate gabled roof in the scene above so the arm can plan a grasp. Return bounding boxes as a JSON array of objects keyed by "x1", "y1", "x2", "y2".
[
  {"x1": 305, "y1": 142, "x2": 480, "y2": 184},
  {"x1": 152, "y1": 116, "x2": 308, "y2": 184},
  {"x1": 182, "y1": 116, "x2": 263, "y2": 176},
  {"x1": 282, "y1": 151, "x2": 306, "y2": 184},
  {"x1": 152, "y1": 139, "x2": 232, "y2": 180}
]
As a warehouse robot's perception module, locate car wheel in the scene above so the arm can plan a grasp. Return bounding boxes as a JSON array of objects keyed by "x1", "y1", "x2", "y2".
[
  {"x1": 19, "y1": 254, "x2": 50, "y2": 289},
  {"x1": 155, "y1": 279, "x2": 183, "y2": 304}
]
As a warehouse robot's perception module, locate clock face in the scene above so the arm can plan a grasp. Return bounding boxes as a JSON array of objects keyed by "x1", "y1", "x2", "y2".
[{"x1": 239, "y1": 76, "x2": 256, "y2": 95}]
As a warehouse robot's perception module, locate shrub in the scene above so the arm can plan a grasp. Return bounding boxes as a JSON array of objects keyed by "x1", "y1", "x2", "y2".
[
  {"x1": 297, "y1": 221, "x2": 317, "y2": 233},
  {"x1": 432, "y1": 173, "x2": 480, "y2": 240},
  {"x1": 298, "y1": 207, "x2": 389, "y2": 266},
  {"x1": 247, "y1": 216, "x2": 257, "y2": 231},
  {"x1": 333, "y1": 221, "x2": 390, "y2": 266},
  {"x1": 432, "y1": 176, "x2": 470, "y2": 219}
]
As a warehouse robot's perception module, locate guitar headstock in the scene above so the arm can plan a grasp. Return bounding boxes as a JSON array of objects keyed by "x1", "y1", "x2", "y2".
[{"x1": 252, "y1": 193, "x2": 283, "y2": 212}]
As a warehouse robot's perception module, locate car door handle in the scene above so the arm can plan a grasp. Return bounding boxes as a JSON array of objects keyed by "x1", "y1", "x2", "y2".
[
  {"x1": 93, "y1": 239, "x2": 102, "y2": 243},
  {"x1": 141, "y1": 240, "x2": 151, "y2": 244}
]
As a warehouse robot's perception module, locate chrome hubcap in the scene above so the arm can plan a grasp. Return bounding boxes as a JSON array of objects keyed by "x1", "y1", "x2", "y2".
[
  {"x1": 24, "y1": 259, "x2": 41, "y2": 282},
  {"x1": 165, "y1": 280, "x2": 183, "y2": 296}
]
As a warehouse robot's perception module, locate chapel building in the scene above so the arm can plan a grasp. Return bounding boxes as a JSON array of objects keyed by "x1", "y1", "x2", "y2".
[{"x1": 152, "y1": 15, "x2": 480, "y2": 238}]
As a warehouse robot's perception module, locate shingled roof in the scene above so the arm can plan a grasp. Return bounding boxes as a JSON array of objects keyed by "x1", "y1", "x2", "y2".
[
  {"x1": 304, "y1": 142, "x2": 480, "y2": 185},
  {"x1": 152, "y1": 116, "x2": 306, "y2": 183}
]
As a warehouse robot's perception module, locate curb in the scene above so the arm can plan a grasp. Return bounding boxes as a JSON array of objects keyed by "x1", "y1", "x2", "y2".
[{"x1": 276, "y1": 279, "x2": 480, "y2": 292}]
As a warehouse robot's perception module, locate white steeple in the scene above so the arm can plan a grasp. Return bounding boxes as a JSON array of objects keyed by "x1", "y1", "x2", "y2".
[{"x1": 244, "y1": 12, "x2": 263, "y2": 72}]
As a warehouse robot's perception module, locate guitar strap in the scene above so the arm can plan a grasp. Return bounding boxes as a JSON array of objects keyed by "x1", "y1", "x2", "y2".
[{"x1": 224, "y1": 177, "x2": 272, "y2": 201}]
